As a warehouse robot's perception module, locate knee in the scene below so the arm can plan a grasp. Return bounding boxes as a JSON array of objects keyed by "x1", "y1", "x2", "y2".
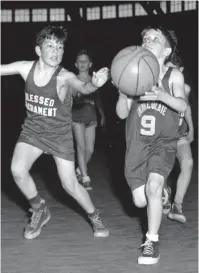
[
  {"x1": 61, "y1": 175, "x2": 78, "y2": 196},
  {"x1": 133, "y1": 194, "x2": 146, "y2": 208},
  {"x1": 132, "y1": 187, "x2": 147, "y2": 208},
  {"x1": 11, "y1": 161, "x2": 27, "y2": 181},
  {"x1": 146, "y1": 178, "x2": 164, "y2": 197}
]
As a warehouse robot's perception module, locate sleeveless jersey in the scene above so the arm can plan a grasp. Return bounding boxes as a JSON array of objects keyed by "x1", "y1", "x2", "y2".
[
  {"x1": 20, "y1": 61, "x2": 74, "y2": 157},
  {"x1": 126, "y1": 67, "x2": 180, "y2": 147},
  {"x1": 72, "y1": 77, "x2": 97, "y2": 123}
]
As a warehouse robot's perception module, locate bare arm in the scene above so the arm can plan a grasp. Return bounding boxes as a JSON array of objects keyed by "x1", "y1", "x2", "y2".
[
  {"x1": 0, "y1": 61, "x2": 33, "y2": 80},
  {"x1": 185, "y1": 104, "x2": 194, "y2": 132},
  {"x1": 68, "y1": 77, "x2": 98, "y2": 95},
  {"x1": 67, "y1": 68, "x2": 109, "y2": 95},
  {"x1": 184, "y1": 85, "x2": 194, "y2": 142},
  {"x1": 116, "y1": 91, "x2": 133, "y2": 119},
  {"x1": 160, "y1": 69, "x2": 187, "y2": 112},
  {"x1": 141, "y1": 69, "x2": 187, "y2": 112}
]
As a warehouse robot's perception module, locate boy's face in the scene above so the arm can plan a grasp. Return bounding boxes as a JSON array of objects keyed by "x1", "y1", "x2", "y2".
[
  {"x1": 142, "y1": 29, "x2": 171, "y2": 60},
  {"x1": 75, "y1": 54, "x2": 92, "y2": 72},
  {"x1": 36, "y1": 37, "x2": 64, "y2": 67}
]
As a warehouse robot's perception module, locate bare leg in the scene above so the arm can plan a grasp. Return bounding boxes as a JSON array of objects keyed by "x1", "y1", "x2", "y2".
[
  {"x1": 175, "y1": 141, "x2": 193, "y2": 205},
  {"x1": 132, "y1": 185, "x2": 147, "y2": 208},
  {"x1": 11, "y1": 142, "x2": 43, "y2": 199},
  {"x1": 53, "y1": 156, "x2": 109, "y2": 237},
  {"x1": 53, "y1": 156, "x2": 95, "y2": 213},
  {"x1": 11, "y1": 142, "x2": 50, "y2": 240},
  {"x1": 85, "y1": 124, "x2": 96, "y2": 164},
  {"x1": 146, "y1": 173, "x2": 164, "y2": 236},
  {"x1": 72, "y1": 122, "x2": 87, "y2": 177}
]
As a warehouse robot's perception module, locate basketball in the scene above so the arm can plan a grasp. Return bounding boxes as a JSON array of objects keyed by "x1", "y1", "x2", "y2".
[{"x1": 111, "y1": 46, "x2": 160, "y2": 96}]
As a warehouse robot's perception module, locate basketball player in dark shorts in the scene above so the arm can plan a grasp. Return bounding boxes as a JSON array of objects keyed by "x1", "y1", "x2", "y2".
[
  {"x1": 163, "y1": 61, "x2": 194, "y2": 223},
  {"x1": 0, "y1": 25, "x2": 109, "y2": 239},
  {"x1": 72, "y1": 50, "x2": 106, "y2": 190},
  {"x1": 116, "y1": 27, "x2": 187, "y2": 265}
]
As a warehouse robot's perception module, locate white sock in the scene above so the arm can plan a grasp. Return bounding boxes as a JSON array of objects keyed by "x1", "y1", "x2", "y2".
[{"x1": 146, "y1": 232, "x2": 159, "y2": 242}]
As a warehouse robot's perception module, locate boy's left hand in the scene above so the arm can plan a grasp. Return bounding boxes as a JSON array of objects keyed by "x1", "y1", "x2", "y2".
[
  {"x1": 92, "y1": 67, "x2": 109, "y2": 87},
  {"x1": 139, "y1": 85, "x2": 165, "y2": 101}
]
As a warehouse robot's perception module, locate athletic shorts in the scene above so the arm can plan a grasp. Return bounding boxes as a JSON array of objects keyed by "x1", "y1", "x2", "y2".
[
  {"x1": 72, "y1": 120, "x2": 97, "y2": 128},
  {"x1": 17, "y1": 130, "x2": 74, "y2": 161},
  {"x1": 178, "y1": 119, "x2": 189, "y2": 145},
  {"x1": 125, "y1": 139, "x2": 177, "y2": 191}
]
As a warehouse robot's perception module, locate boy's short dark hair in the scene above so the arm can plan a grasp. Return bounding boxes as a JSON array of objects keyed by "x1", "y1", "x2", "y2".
[
  {"x1": 76, "y1": 49, "x2": 93, "y2": 63},
  {"x1": 141, "y1": 26, "x2": 179, "y2": 64},
  {"x1": 36, "y1": 25, "x2": 68, "y2": 47}
]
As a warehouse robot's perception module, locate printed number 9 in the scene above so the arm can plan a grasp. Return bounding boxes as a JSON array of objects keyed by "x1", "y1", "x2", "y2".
[{"x1": 140, "y1": 115, "x2": 156, "y2": 136}]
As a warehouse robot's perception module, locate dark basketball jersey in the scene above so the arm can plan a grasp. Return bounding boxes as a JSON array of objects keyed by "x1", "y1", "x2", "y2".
[
  {"x1": 18, "y1": 61, "x2": 74, "y2": 160},
  {"x1": 126, "y1": 67, "x2": 180, "y2": 147},
  {"x1": 72, "y1": 77, "x2": 97, "y2": 123},
  {"x1": 124, "y1": 67, "x2": 180, "y2": 189}
]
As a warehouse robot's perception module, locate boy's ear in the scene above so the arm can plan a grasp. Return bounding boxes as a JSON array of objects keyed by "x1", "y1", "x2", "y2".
[
  {"x1": 164, "y1": 47, "x2": 172, "y2": 57},
  {"x1": 89, "y1": 62, "x2": 93, "y2": 68},
  {"x1": 35, "y1": 45, "x2": 41, "y2": 57},
  {"x1": 75, "y1": 62, "x2": 78, "y2": 68}
]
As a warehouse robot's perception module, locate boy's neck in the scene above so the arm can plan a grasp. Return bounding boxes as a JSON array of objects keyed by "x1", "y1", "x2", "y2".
[
  {"x1": 37, "y1": 59, "x2": 58, "y2": 74},
  {"x1": 158, "y1": 58, "x2": 168, "y2": 77},
  {"x1": 78, "y1": 71, "x2": 90, "y2": 79}
]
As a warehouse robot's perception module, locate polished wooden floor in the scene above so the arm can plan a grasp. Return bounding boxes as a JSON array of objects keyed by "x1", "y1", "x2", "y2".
[{"x1": 1, "y1": 133, "x2": 198, "y2": 273}]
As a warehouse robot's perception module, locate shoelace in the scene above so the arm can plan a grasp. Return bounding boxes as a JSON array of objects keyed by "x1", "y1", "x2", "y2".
[
  {"x1": 28, "y1": 208, "x2": 43, "y2": 229},
  {"x1": 92, "y1": 215, "x2": 105, "y2": 229},
  {"x1": 141, "y1": 240, "x2": 154, "y2": 255}
]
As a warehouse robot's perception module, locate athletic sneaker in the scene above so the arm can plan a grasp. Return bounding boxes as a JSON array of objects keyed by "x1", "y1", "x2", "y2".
[
  {"x1": 89, "y1": 210, "x2": 109, "y2": 237},
  {"x1": 162, "y1": 186, "x2": 171, "y2": 215},
  {"x1": 167, "y1": 203, "x2": 186, "y2": 223},
  {"x1": 138, "y1": 239, "x2": 160, "y2": 265},
  {"x1": 24, "y1": 200, "x2": 51, "y2": 239},
  {"x1": 81, "y1": 176, "x2": 92, "y2": 191}
]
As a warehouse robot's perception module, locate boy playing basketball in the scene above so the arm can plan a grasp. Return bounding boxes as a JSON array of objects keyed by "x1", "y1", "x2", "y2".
[
  {"x1": 116, "y1": 26, "x2": 187, "y2": 265},
  {"x1": 163, "y1": 61, "x2": 194, "y2": 223},
  {"x1": 0, "y1": 25, "x2": 109, "y2": 239}
]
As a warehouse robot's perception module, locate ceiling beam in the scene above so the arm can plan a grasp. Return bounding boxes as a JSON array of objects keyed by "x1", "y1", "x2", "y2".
[{"x1": 138, "y1": 1, "x2": 165, "y2": 15}]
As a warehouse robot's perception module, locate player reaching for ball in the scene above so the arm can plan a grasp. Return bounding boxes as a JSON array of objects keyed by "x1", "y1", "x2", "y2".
[
  {"x1": 115, "y1": 26, "x2": 187, "y2": 265},
  {"x1": 0, "y1": 25, "x2": 109, "y2": 240}
]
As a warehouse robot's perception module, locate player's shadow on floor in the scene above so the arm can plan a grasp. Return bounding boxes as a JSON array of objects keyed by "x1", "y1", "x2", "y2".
[{"x1": 105, "y1": 138, "x2": 148, "y2": 236}]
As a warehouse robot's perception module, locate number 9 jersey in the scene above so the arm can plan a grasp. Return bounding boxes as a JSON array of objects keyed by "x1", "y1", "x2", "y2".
[{"x1": 125, "y1": 67, "x2": 180, "y2": 191}]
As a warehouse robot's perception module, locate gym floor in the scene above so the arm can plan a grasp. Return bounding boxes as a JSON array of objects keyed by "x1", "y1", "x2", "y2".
[{"x1": 1, "y1": 126, "x2": 198, "y2": 273}]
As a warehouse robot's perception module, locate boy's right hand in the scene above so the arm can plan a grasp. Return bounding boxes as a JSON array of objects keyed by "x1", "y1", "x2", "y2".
[{"x1": 118, "y1": 90, "x2": 128, "y2": 99}]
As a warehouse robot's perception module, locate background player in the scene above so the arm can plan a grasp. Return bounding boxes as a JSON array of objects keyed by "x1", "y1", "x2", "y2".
[
  {"x1": 116, "y1": 26, "x2": 187, "y2": 265},
  {"x1": 0, "y1": 25, "x2": 109, "y2": 240},
  {"x1": 72, "y1": 50, "x2": 106, "y2": 190},
  {"x1": 163, "y1": 60, "x2": 194, "y2": 223}
]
